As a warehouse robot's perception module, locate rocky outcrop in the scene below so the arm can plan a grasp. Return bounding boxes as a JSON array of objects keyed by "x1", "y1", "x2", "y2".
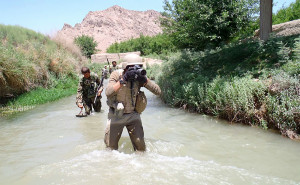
[
  {"x1": 255, "y1": 19, "x2": 300, "y2": 37},
  {"x1": 56, "y1": 5, "x2": 163, "y2": 53}
]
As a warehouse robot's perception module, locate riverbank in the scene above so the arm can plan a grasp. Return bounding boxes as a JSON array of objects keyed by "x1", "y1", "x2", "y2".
[
  {"x1": 0, "y1": 25, "x2": 89, "y2": 116},
  {"x1": 157, "y1": 35, "x2": 300, "y2": 139},
  {"x1": 0, "y1": 77, "x2": 77, "y2": 116}
]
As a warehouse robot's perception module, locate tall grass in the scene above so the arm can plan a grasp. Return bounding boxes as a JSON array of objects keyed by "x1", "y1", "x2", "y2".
[
  {"x1": 158, "y1": 35, "x2": 300, "y2": 138},
  {"x1": 0, "y1": 77, "x2": 78, "y2": 116},
  {"x1": 0, "y1": 24, "x2": 89, "y2": 116}
]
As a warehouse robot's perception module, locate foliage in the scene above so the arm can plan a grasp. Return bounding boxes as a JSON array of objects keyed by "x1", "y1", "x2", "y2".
[
  {"x1": 106, "y1": 33, "x2": 177, "y2": 55},
  {"x1": 74, "y1": 35, "x2": 98, "y2": 58},
  {"x1": 161, "y1": 0, "x2": 259, "y2": 50},
  {"x1": 0, "y1": 76, "x2": 78, "y2": 116},
  {"x1": 0, "y1": 25, "x2": 82, "y2": 98},
  {"x1": 146, "y1": 63, "x2": 161, "y2": 80},
  {"x1": 86, "y1": 62, "x2": 106, "y2": 78},
  {"x1": 273, "y1": 0, "x2": 300, "y2": 24},
  {"x1": 158, "y1": 35, "x2": 300, "y2": 136},
  {"x1": 0, "y1": 24, "x2": 87, "y2": 115}
]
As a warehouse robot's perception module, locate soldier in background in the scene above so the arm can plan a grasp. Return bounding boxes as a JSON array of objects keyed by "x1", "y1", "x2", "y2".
[
  {"x1": 76, "y1": 67, "x2": 103, "y2": 115},
  {"x1": 102, "y1": 65, "x2": 109, "y2": 79},
  {"x1": 109, "y1": 60, "x2": 119, "y2": 74}
]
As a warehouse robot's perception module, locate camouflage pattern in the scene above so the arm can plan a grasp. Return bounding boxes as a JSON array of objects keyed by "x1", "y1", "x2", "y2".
[{"x1": 76, "y1": 72, "x2": 102, "y2": 114}]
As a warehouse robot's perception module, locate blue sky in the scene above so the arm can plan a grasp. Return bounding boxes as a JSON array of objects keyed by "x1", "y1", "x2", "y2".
[{"x1": 0, "y1": 0, "x2": 296, "y2": 35}]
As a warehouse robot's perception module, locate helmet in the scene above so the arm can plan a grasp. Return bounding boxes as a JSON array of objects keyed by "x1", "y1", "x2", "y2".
[{"x1": 122, "y1": 54, "x2": 143, "y2": 69}]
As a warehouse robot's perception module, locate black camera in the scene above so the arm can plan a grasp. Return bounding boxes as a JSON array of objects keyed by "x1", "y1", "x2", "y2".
[{"x1": 126, "y1": 65, "x2": 147, "y2": 81}]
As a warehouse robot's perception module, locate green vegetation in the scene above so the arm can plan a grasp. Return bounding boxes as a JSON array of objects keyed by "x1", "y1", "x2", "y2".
[
  {"x1": 106, "y1": 34, "x2": 177, "y2": 55},
  {"x1": 0, "y1": 77, "x2": 77, "y2": 116},
  {"x1": 74, "y1": 35, "x2": 98, "y2": 58},
  {"x1": 161, "y1": 0, "x2": 259, "y2": 50},
  {"x1": 157, "y1": 35, "x2": 300, "y2": 138},
  {"x1": 273, "y1": 0, "x2": 300, "y2": 24},
  {"x1": 105, "y1": 1, "x2": 300, "y2": 138},
  {"x1": 145, "y1": 63, "x2": 161, "y2": 80},
  {"x1": 0, "y1": 24, "x2": 87, "y2": 116},
  {"x1": 87, "y1": 62, "x2": 106, "y2": 77}
]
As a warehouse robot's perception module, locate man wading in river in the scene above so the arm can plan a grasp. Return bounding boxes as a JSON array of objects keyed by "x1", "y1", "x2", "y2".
[
  {"x1": 76, "y1": 67, "x2": 103, "y2": 116},
  {"x1": 104, "y1": 54, "x2": 161, "y2": 151}
]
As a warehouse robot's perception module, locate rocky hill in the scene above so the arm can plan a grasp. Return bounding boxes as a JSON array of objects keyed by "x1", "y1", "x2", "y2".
[
  {"x1": 56, "y1": 5, "x2": 163, "y2": 53},
  {"x1": 255, "y1": 19, "x2": 300, "y2": 37}
]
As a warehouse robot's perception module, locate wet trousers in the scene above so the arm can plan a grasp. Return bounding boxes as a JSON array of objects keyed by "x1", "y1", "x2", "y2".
[
  {"x1": 104, "y1": 109, "x2": 145, "y2": 151},
  {"x1": 83, "y1": 96, "x2": 101, "y2": 114}
]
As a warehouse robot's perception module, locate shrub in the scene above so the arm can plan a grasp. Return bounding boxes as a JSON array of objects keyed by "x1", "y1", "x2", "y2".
[
  {"x1": 106, "y1": 34, "x2": 177, "y2": 55},
  {"x1": 273, "y1": 0, "x2": 300, "y2": 24},
  {"x1": 0, "y1": 24, "x2": 85, "y2": 108},
  {"x1": 157, "y1": 35, "x2": 300, "y2": 136},
  {"x1": 74, "y1": 35, "x2": 98, "y2": 58}
]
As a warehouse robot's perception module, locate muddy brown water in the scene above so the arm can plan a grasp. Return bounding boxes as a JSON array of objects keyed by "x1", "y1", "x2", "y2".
[{"x1": 0, "y1": 81, "x2": 300, "y2": 185}]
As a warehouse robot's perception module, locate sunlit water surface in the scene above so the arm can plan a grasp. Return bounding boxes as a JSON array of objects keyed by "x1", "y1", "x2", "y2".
[{"x1": 0, "y1": 82, "x2": 299, "y2": 185}]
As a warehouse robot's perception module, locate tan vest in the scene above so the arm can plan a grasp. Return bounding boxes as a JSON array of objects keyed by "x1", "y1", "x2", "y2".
[{"x1": 109, "y1": 69, "x2": 142, "y2": 113}]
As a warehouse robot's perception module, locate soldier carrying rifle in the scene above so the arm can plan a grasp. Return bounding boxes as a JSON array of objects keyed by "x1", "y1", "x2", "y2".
[{"x1": 76, "y1": 67, "x2": 103, "y2": 116}]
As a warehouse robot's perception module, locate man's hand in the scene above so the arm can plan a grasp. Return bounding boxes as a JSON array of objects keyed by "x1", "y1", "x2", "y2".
[
  {"x1": 138, "y1": 75, "x2": 148, "y2": 84},
  {"x1": 97, "y1": 90, "x2": 102, "y2": 96},
  {"x1": 123, "y1": 70, "x2": 136, "y2": 81},
  {"x1": 78, "y1": 104, "x2": 83, "y2": 108}
]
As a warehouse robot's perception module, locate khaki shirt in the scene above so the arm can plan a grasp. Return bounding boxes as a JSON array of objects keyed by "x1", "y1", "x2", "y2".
[
  {"x1": 106, "y1": 69, "x2": 161, "y2": 113},
  {"x1": 109, "y1": 65, "x2": 119, "y2": 74}
]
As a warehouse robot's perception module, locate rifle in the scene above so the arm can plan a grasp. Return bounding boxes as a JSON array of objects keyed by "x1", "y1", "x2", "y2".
[
  {"x1": 93, "y1": 72, "x2": 105, "y2": 104},
  {"x1": 107, "y1": 58, "x2": 112, "y2": 74},
  {"x1": 106, "y1": 58, "x2": 110, "y2": 66}
]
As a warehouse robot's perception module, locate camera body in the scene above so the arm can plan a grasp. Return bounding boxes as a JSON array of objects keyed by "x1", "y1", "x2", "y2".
[{"x1": 126, "y1": 65, "x2": 147, "y2": 81}]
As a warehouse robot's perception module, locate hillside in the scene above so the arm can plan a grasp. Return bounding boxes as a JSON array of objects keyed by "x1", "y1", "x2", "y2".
[
  {"x1": 0, "y1": 25, "x2": 85, "y2": 104},
  {"x1": 56, "y1": 5, "x2": 163, "y2": 53}
]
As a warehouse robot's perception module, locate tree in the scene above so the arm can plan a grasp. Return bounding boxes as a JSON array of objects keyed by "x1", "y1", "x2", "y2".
[
  {"x1": 260, "y1": 0, "x2": 272, "y2": 41},
  {"x1": 273, "y1": 0, "x2": 300, "y2": 24},
  {"x1": 74, "y1": 35, "x2": 98, "y2": 58},
  {"x1": 161, "y1": 0, "x2": 259, "y2": 50}
]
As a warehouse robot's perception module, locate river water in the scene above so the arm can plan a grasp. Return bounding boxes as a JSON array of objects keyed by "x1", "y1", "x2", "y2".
[{"x1": 0, "y1": 82, "x2": 300, "y2": 185}]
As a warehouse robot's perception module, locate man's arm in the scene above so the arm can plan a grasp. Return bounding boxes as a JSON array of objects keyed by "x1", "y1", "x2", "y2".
[
  {"x1": 105, "y1": 71, "x2": 122, "y2": 98},
  {"x1": 76, "y1": 81, "x2": 84, "y2": 108},
  {"x1": 144, "y1": 79, "x2": 161, "y2": 96}
]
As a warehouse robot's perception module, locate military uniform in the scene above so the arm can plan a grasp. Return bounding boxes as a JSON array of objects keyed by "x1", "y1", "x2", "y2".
[
  {"x1": 104, "y1": 69, "x2": 161, "y2": 151},
  {"x1": 76, "y1": 72, "x2": 102, "y2": 114},
  {"x1": 102, "y1": 68, "x2": 109, "y2": 79}
]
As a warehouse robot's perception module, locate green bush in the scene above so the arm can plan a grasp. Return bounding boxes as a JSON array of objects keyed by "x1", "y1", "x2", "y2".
[
  {"x1": 161, "y1": 0, "x2": 259, "y2": 50},
  {"x1": 86, "y1": 62, "x2": 106, "y2": 77},
  {"x1": 158, "y1": 35, "x2": 300, "y2": 136},
  {"x1": 107, "y1": 34, "x2": 177, "y2": 55},
  {"x1": 0, "y1": 25, "x2": 81, "y2": 98},
  {"x1": 273, "y1": 0, "x2": 300, "y2": 24},
  {"x1": 0, "y1": 24, "x2": 87, "y2": 116},
  {"x1": 74, "y1": 35, "x2": 98, "y2": 58},
  {"x1": 146, "y1": 63, "x2": 161, "y2": 80}
]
